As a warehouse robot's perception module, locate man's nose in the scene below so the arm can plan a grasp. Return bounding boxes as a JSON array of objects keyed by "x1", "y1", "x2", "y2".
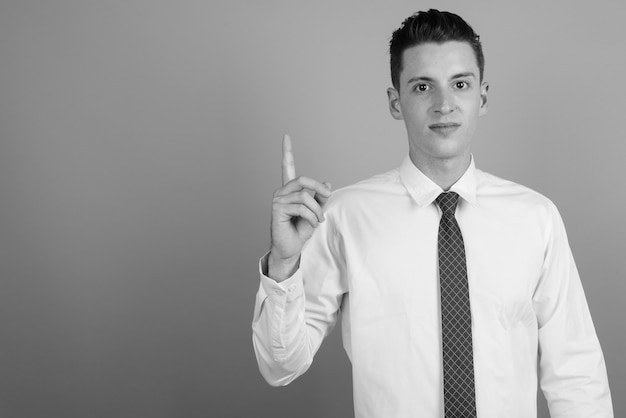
[{"x1": 433, "y1": 90, "x2": 456, "y2": 115}]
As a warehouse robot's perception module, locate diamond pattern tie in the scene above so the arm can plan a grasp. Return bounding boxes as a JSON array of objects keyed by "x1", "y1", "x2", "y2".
[{"x1": 436, "y1": 192, "x2": 477, "y2": 418}]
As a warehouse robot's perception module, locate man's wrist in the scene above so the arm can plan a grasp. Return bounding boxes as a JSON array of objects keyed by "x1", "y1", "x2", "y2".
[{"x1": 267, "y1": 252, "x2": 300, "y2": 283}]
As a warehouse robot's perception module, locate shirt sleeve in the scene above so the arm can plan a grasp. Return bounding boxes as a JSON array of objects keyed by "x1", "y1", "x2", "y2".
[
  {"x1": 251, "y1": 213, "x2": 347, "y2": 386},
  {"x1": 533, "y1": 201, "x2": 613, "y2": 417}
]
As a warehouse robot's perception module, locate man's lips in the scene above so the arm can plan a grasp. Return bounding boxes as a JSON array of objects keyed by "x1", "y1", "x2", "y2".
[
  {"x1": 429, "y1": 122, "x2": 461, "y2": 135},
  {"x1": 429, "y1": 122, "x2": 461, "y2": 129}
]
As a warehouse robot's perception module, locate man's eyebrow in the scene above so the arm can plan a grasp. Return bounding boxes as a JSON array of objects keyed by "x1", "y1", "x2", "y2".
[
  {"x1": 406, "y1": 72, "x2": 477, "y2": 85},
  {"x1": 406, "y1": 76, "x2": 434, "y2": 85},
  {"x1": 451, "y1": 72, "x2": 476, "y2": 80}
]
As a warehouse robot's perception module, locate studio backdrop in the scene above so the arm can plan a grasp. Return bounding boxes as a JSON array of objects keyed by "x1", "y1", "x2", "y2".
[{"x1": 0, "y1": 1, "x2": 624, "y2": 417}]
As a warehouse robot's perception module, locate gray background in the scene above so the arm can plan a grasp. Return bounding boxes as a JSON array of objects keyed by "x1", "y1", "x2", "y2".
[{"x1": 0, "y1": 1, "x2": 624, "y2": 417}]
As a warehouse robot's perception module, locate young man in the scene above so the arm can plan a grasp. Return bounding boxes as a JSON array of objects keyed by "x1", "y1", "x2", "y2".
[{"x1": 252, "y1": 9, "x2": 613, "y2": 417}]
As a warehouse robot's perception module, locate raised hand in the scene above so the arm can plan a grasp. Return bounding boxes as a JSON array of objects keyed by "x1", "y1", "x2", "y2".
[{"x1": 268, "y1": 134, "x2": 332, "y2": 282}]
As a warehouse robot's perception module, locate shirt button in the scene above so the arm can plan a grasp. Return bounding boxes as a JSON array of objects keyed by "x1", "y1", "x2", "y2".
[
  {"x1": 287, "y1": 285, "x2": 297, "y2": 292},
  {"x1": 274, "y1": 289, "x2": 285, "y2": 297}
]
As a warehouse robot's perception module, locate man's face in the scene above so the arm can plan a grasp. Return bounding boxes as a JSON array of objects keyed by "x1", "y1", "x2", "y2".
[{"x1": 387, "y1": 41, "x2": 488, "y2": 167}]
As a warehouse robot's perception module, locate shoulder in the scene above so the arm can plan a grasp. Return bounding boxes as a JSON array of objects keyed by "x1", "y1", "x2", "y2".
[
  {"x1": 475, "y1": 168, "x2": 560, "y2": 218},
  {"x1": 475, "y1": 169, "x2": 570, "y2": 248},
  {"x1": 322, "y1": 167, "x2": 405, "y2": 218},
  {"x1": 327, "y1": 168, "x2": 401, "y2": 203}
]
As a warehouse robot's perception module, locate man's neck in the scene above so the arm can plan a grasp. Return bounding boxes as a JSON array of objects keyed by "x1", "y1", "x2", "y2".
[{"x1": 409, "y1": 151, "x2": 471, "y2": 191}]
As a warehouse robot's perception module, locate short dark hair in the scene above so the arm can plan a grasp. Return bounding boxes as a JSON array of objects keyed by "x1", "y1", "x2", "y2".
[{"x1": 389, "y1": 9, "x2": 485, "y2": 90}]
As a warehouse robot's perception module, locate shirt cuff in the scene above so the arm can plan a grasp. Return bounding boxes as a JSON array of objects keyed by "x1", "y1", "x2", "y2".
[{"x1": 258, "y1": 252, "x2": 304, "y2": 304}]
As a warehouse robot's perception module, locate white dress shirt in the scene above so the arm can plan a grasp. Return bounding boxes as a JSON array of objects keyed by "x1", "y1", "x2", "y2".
[{"x1": 252, "y1": 156, "x2": 613, "y2": 418}]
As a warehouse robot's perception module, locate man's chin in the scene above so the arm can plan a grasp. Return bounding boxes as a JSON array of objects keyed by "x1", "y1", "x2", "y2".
[{"x1": 424, "y1": 143, "x2": 470, "y2": 160}]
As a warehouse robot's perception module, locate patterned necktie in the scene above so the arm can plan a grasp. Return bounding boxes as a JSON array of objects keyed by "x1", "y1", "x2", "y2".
[{"x1": 436, "y1": 192, "x2": 477, "y2": 417}]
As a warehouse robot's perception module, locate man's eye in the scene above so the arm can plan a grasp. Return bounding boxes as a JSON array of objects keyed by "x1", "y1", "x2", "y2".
[
  {"x1": 416, "y1": 84, "x2": 430, "y2": 92},
  {"x1": 455, "y1": 81, "x2": 468, "y2": 89}
]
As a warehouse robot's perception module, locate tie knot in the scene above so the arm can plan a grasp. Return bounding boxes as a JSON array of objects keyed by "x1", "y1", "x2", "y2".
[{"x1": 436, "y1": 192, "x2": 460, "y2": 217}]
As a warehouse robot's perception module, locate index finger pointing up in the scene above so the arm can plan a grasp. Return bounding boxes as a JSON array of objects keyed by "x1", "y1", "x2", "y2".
[{"x1": 282, "y1": 134, "x2": 296, "y2": 185}]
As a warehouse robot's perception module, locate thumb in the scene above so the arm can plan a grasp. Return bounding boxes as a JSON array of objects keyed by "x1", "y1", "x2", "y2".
[{"x1": 315, "y1": 182, "x2": 332, "y2": 206}]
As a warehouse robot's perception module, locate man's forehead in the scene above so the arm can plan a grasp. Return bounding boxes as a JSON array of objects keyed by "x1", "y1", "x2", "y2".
[{"x1": 400, "y1": 41, "x2": 479, "y2": 81}]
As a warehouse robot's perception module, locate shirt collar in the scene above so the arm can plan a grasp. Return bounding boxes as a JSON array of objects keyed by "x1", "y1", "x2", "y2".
[{"x1": 399, "y1": 155, "x2": 477, "y2": 208}]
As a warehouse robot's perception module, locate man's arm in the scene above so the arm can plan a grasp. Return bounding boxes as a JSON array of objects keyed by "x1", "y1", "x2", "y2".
[
  {"x1": 533, "y1": 201, "x2": 613, "y2": 417},
  {"x1": 252, "y1": 135, "x2": 341, "y2": 386},
  {"x1": 252, "y1": 220, "x2": 346, "y2": 386}
]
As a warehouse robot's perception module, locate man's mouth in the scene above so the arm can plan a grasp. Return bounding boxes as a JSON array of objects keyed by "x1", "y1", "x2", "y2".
[
  {"x1": 429, "y1": 122, "x2": 461, "y2": 129},
  {"x1": 429, "y1": 122, "x2": 461, "y2": 135}
]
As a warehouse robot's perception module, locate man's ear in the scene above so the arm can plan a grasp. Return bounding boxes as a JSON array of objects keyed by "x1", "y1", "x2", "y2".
[
  {"x1": 387, "y1": 87, "x2": 403, "y2": 120},
  {"x1": 479, "y1": 81, "x2": 489, "y2": 116}
]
